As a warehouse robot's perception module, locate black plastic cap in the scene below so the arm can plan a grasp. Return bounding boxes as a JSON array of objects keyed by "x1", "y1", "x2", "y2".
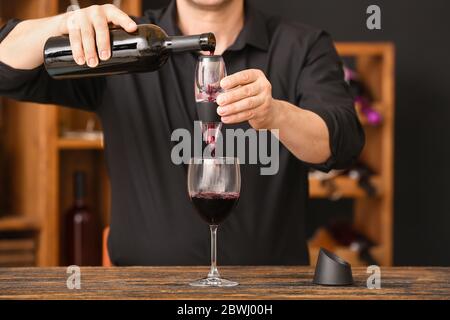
[{"x1": 313, "y1": 248, "x2": 354, "y2": 286}]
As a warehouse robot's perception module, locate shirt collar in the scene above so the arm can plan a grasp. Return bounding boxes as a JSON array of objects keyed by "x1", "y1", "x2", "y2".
[
  {"x1": 151, "y1": 0, "x2": 269, "y2": 52},
  {"x1": 154, "y1": 0, "x2": 179, "y2": 37}
]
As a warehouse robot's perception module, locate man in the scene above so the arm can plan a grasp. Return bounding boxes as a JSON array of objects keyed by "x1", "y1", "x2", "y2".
[{"x1": 0, "y1": 0, "x2": 364, "y2": 265}]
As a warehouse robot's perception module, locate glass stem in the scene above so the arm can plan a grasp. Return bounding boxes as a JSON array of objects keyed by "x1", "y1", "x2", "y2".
[{"x1": 208, "y1": 224, "x2": 220, "y2": 278}]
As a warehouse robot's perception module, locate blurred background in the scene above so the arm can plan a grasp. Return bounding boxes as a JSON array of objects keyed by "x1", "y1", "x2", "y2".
[{"x1": 0, "y1": 0, "x2": 449, "y2": 267}]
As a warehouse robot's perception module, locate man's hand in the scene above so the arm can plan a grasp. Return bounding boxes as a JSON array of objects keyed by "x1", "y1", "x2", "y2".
[
  {"x1": 217, "y1": 69, "x2": 278, "y2": 130},
  {"x1": 217, "y1": 69, "x2": 332, "y2": 164},
  {"x1": 60, "y1": 4, "x2": 137, "y2": 67}
]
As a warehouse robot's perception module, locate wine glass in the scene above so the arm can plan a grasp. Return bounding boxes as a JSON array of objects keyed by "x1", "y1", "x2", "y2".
[
  {"x1": 187, "y1": 157, "x2": 241, "y2": 287},
  {"x1": 195, "y1": 55, "x2": 227, "y2": 147}
]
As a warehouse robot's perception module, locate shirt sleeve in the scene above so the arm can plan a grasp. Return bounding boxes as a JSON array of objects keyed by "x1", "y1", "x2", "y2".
[
  {"x1": 296, "y1": 30, "x2": 365, "y2": 172},
  {"x1": 0, "y1": 19, "x2": 105, "y2": 112}
]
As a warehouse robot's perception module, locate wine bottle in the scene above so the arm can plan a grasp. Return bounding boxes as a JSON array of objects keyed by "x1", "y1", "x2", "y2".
[
  {"x1": 346, "y1": 162, "x2": 377, "y2": 197},
  {"x1": 344, "y1": 66, "x2": 382, "y2": 126},
  {"x1": 327, "y1": 222, "x2": 378, "y2": 266},
  {"x1": 65, "y1": 171, "x2": 99, "y2": 266},
  {"x1": 44, "y1": 24, "x2": 216, "y2": 79}
]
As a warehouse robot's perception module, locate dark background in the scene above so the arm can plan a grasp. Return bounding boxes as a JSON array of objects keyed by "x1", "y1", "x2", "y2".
[{"x1": 143, "y1": 0, "x2": 450, "y2": 266}]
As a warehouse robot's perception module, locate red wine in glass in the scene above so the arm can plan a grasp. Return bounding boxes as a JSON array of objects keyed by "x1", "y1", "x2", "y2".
[
  {"x1": 190, "y1": 192, "x2": 239, "y2": 225},
  {"x1": 187, "y1": 157, "x2": 241, "y2": 287}
]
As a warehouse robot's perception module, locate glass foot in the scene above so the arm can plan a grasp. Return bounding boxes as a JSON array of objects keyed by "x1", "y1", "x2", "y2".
[{"x1": 189, "y1": 277, "x2": 238, "y2": 287}]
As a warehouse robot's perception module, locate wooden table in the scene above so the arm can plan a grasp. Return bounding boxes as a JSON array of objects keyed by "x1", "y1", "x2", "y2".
[{"x1": 0, "y1": 266, "x2": 449, "y2": 300}]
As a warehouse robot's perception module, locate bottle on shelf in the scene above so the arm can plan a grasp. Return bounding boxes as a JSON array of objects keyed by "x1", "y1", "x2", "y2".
[
  {"x1": 327, "y1": 221, "x2": 378, "y2": 266},
  {"x1": 44, "y1": 25, "x2": 216, "y2": 79},
  {"x1": 344, "y1": 66, "x2": 382, "y2": 126},
  {"x1": 345, "y1": 162, "x2": 377, "y2": 197},
  {"x1": 309, "y1": 169, "x2": 345, "y2": 200},
  {"x1": 309, "y1": 161, "x2": 377, "y2": 199},
  {"x1": 65, "y1": 171, "x2": 99, "y2": 266}
]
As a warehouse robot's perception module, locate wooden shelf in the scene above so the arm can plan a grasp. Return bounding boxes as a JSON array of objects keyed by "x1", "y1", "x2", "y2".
[
  {"x1": 336, "y1": 42, "x2": 394, "y2": 56},
  {"x1": 58, "y1": 137, "x2": 103, "y2": 150},
  {"x1": 0, "y1": 216, "x2": 40, "y2": 232},
  {"x1": 309, "y1": 175, "x2": 382, "y2": 199}
]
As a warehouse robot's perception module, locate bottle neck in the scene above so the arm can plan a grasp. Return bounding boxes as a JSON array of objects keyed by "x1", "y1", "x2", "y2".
[
  {"x1": 74, "y1": 198, "x2": 86, "y2": 208},
  {"x1": 164, "y1": 33, "x2": 216, "y2": 53},
  {"x1": 73, "y1": 172, "x2": 86, "y2": 206}
]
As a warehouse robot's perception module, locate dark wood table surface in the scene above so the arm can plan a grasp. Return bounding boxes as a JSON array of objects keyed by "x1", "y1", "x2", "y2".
[{"x1": 0, "y1": 266, "x2": 449, "y2": 300}]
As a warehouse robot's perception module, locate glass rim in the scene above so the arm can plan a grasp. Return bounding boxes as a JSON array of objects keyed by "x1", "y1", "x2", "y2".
[
  {"x1": 189, "y1": 157, "x2": 240, "y2": 164},
  {"x1": 197, "y1": 54, "x2": 224, "y2": 61}
]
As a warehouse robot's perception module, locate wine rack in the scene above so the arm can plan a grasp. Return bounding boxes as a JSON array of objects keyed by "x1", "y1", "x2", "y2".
[
  {"x1": 309, "y1": 43, "x2": 395, "y2": 266},
  {"x1": 0, "y1": 1, "x2": 394, "y2": 266}
]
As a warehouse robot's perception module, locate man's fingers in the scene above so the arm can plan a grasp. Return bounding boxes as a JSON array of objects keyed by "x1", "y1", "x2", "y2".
[
  {"x1": 67, "y1": 16, "x2": 85, "y2": 65},
  {"x1": 218, "y1": 94, "x2": 265, "y2": 117},
  {"x1": 104, "y1": 4, "x2": 137, "y2": 32},
  {"x1": 220, "y1": 69, "x2": 260, "y2": 89},
  {"x1": 221, "y1": 107, "x2": 259, "y2": 124},
  {"x1": 216, "y1": 82, "x2": 261, "y2": 106},
  {"x1": 90, "y1": 8, "x2": 111, "y2": 60},
  {"x1": 64, "y1": 4, "x2": 136, "y2": 67},
  {"x1": 81, "y1": 27, "x2": 97, "y2": 67},
  {"x1": 76, "y1": 11, "x2": 98, "y2": 67}
]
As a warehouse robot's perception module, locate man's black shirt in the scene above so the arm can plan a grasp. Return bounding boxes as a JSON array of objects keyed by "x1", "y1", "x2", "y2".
[{"x1": 0, "y1": 1, "x2": 364, "y2": 265}]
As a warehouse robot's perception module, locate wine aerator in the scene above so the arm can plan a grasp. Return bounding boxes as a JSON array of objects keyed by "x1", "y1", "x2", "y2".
[
  {"x1": 197, "y1": 101, "x2": 221, "y2": 124},
  {"x1": 201, "y1": 121, "x2": 222, "y2": 146},
  {"x1": 195, "y1": 55, "x2": 226, "y2": 147}
]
